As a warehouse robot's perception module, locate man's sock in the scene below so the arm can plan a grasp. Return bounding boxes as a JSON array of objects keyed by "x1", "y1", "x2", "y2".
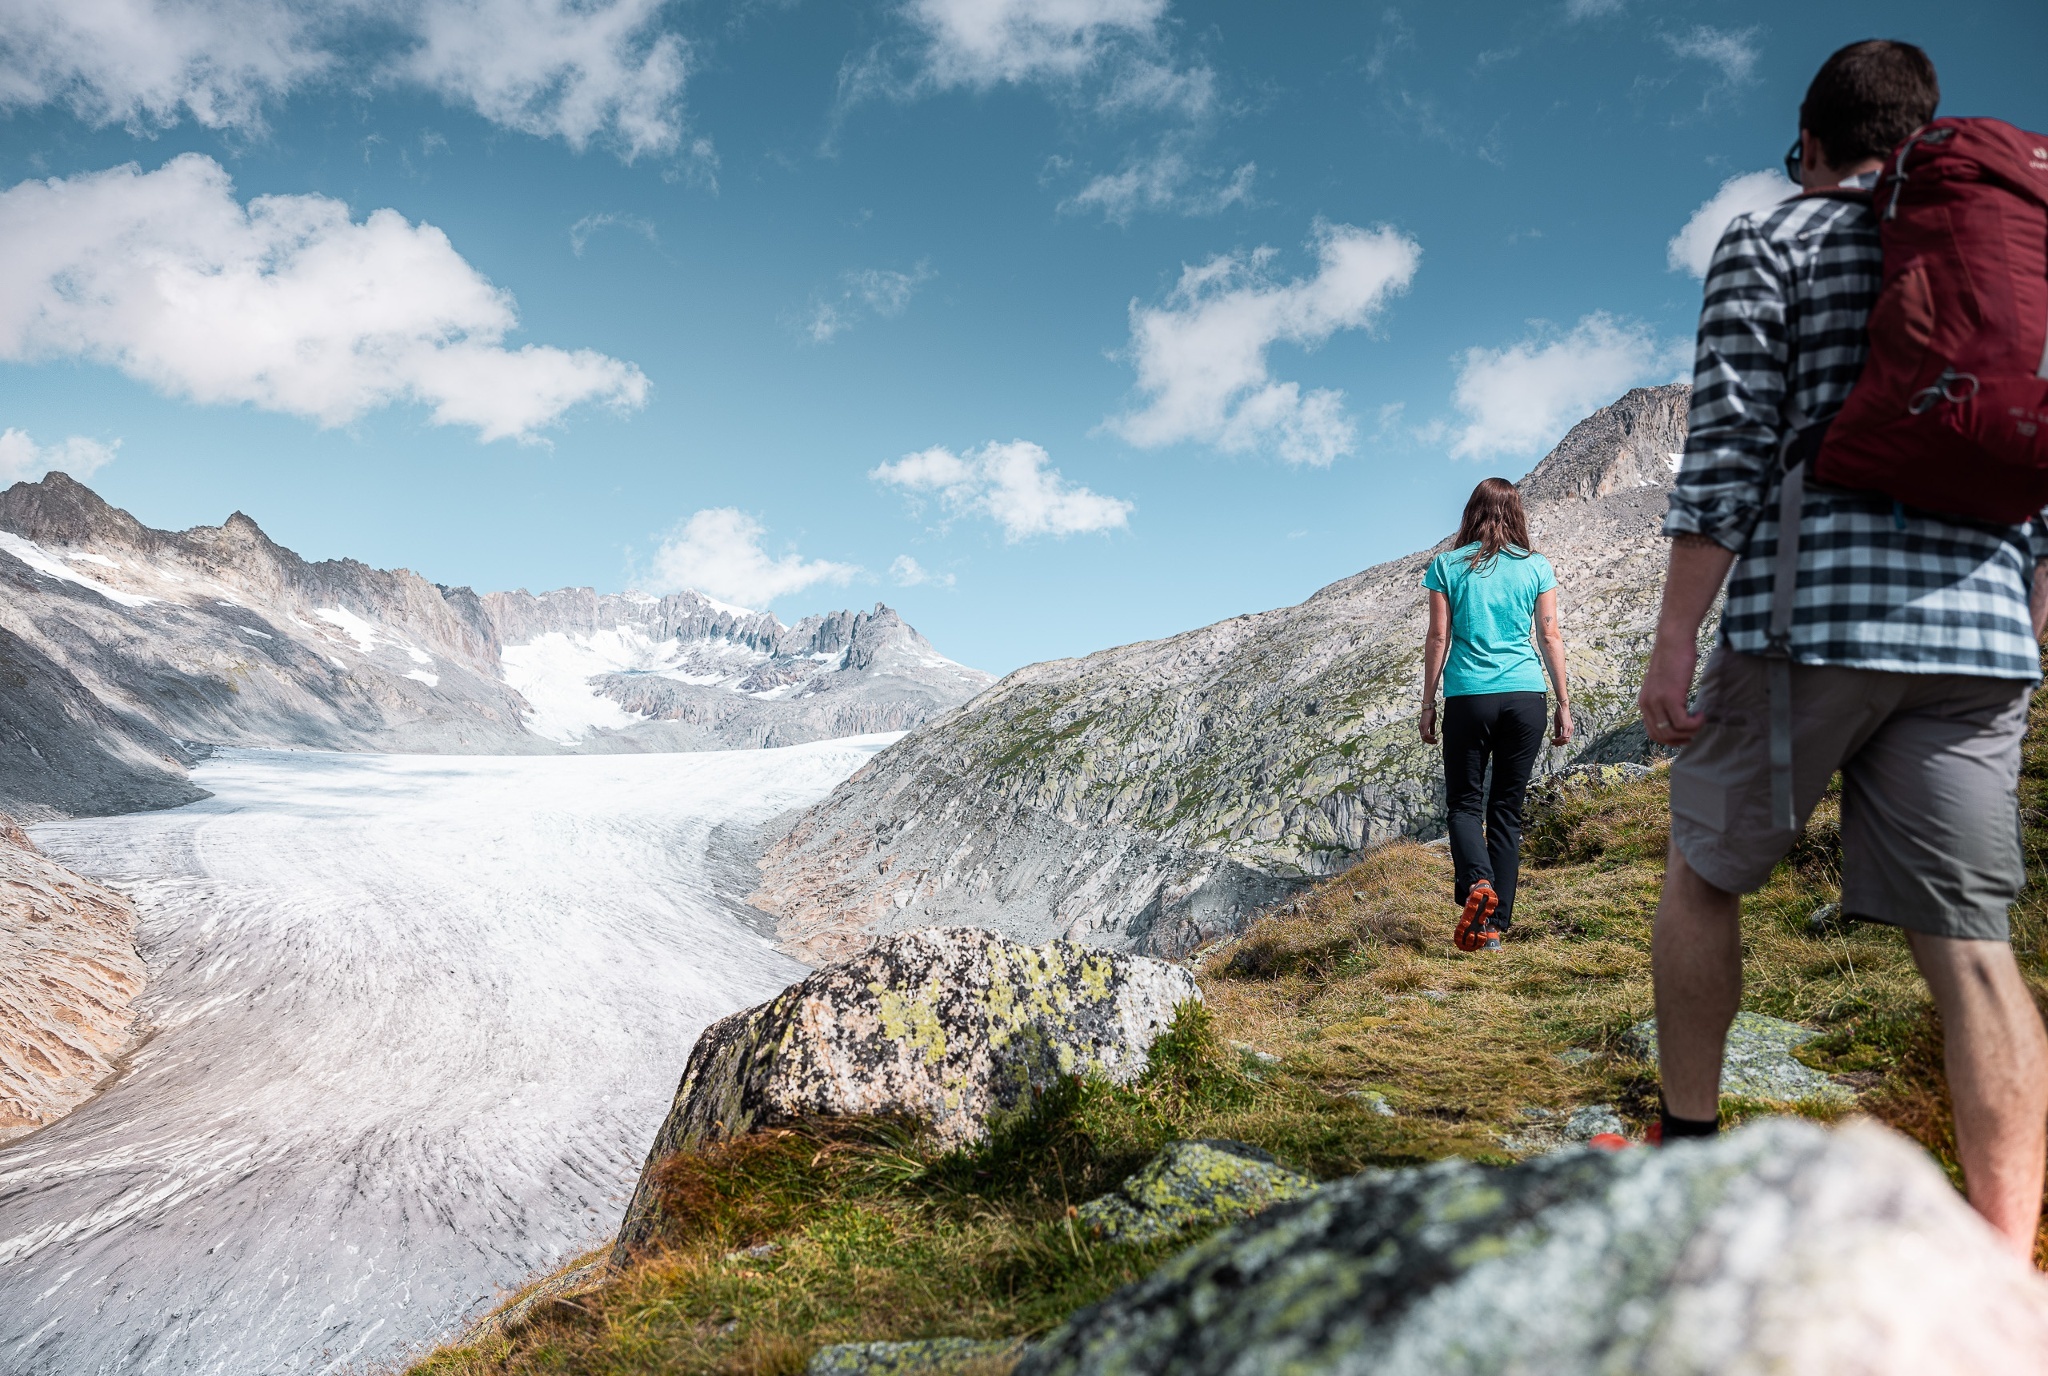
[{"x1": 1658, "y1": 1106, "x2": 1719, "y2": 1141}]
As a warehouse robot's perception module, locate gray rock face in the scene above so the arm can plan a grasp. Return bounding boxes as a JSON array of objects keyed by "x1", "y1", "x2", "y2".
[
  {"x1": 1621, "y1": 1011, "x2": 1852, "y2": 1105},
  {"x1": 1019, "y1": 1119, "x2": 2048, "y2": 1376},
  {"x1": 755, "y1": 386, "x2": 1689, "y2": 957},
  {"x1": 0, "y1": 817, "x2": 145, "y2": 1142},
  {"x1": 807, "y1": 1338, "x2": 1026, "y2": 1375},
  {"x1": 612, "y1": 928, "x2": 1200, "y2": 1260},
  {"x1": 1077, "y1": 1140, "x2": 1317, "y2": 1246},
  {"x1": 0, "y1": 474, "x2": 988, "y2": 816}
]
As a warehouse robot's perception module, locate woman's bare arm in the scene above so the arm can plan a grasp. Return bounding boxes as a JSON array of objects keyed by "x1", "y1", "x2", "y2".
[
  {"x1": 1535, "y1": 587, "x2": 1573, "y2": 745},
  {"x1": 1420, "y1": 590, "x2": 1450, "y2": 744}
]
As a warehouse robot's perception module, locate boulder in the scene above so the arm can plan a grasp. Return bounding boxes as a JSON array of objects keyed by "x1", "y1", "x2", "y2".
[
  {"x1": 1018, "y1": 1119, "x2": 2048, "y2": 1376},
  {"x1": 1077, "y1": 1140, "x2": 1316, "y2": 1245},
  {"x1": 1621, "y1": 1010, "x2": 1851, "y2": 1104},
  {"x1": 807, "y1": 1337, "x2": 1025, "y2": 1375},
  {"x1": 614, "y1": 929, "x2": 1200, "y2": 1259}
]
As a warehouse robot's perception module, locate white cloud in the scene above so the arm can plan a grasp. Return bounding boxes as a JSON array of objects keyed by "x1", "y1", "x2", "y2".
[
  {"x1": 1106, "y1": 221, "x2": 1421, "y2": 466},
  {"x1": 908, "y1": 0, "x2": 1166, "y2": 88},
  {"x1": 1564, "y1": 0, "x2": 1625, "y2": 18},
  {"x1": 648, "y1": 508, "x2": 860, "y2": 607},
  {"x1": 569, "y1": 211, "x2": 658, "y2": 256},
  {"x1": 1061, "y1": 151, "x2": 1255, "y2": 224},
  {"x1": 889, "y1": 554, "x2": 954, "y2": 587},
  {"x1": 0, "y1": 429, "x2": 120, "y2": 485},
  {"x1": 1447, "y1": 313, "x2": 1686, "y2": 461},
  {"x1": 1667, "y1": 169, "x2": 1797, "y2": 277},
  {"x1": 0, "y1": 0, "x2": 696, "y2": 160},
  {"x1": 0, "y1": 154, "x2": 648, "y2": 443},
  {"x1": 808, "y1": 264, "x2": 934, "y2": 344},
  {"x1": 1664, "y1": 25, "x2": 1761, "y2": 86},
  {"x1": 872, "y1": 440, "x2": 1132, "y2": 541},
  {"x1": 402, "y1": 0, "x2": 693, "y2": 162},
  {"x1": 0, "y1": 0, "x2": 327, "y2": 131}
]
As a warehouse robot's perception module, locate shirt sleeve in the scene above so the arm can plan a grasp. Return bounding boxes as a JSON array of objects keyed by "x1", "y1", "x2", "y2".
[
  {"x1": 1665, "y1": 212, "x2": 1790, "y2": 552},
  {"x1": 1421, "y1": 555, "x2": 1445, "y2": 592},
  {"x1": 1534, "y1": 555, "x2": 1557, "y2": 594}
]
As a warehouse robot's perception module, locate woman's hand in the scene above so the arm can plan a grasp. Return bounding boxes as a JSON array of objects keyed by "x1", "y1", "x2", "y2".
[
  {"x1": 1419, "y1": 700, "x2": 1438, "y2": 745},
  {"x1": 1552, "y1": 701, "x2": 1574, "y2": 747}
]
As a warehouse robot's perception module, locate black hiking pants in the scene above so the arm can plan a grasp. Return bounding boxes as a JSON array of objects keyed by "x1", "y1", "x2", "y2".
[{"x1": 1442, "y1": 691, "x2": 1547, "y2": 927}]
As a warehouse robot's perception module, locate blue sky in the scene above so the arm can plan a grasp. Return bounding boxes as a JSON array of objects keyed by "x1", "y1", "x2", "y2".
[{"x1": 1, "y1": 0, "x2": 2043, "y2": 675}]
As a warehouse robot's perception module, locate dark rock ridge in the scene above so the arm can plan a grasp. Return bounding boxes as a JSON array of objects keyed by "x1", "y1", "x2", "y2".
[
  {"x1": 612, "y1": 928, "x2": 1199, "y2": 1261},
  {"x1": 1020, "y1": 1118, "x2": 2048, "y2": 1376},
  {"x1": 754, "y1": 385, "x2": 1690, "y2": 959},
  {"x1": 0, "y1": 474, "x2": 989, "y2": 815}
]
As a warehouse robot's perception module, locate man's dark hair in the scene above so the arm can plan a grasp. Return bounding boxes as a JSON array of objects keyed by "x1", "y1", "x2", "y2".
[{"x1": 1800, "y1": 40, "x2": 1940, "y2": 168}]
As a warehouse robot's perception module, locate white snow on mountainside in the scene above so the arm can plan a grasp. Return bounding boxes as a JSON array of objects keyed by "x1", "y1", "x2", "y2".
[{"x1": 0, "y1": 474, "x2": 991, "y2": 819}]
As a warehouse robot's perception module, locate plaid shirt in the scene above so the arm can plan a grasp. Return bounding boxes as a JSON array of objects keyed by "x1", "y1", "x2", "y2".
[{"x1": 1665, "y1": 186, "x2": 2046, "y2": 681}]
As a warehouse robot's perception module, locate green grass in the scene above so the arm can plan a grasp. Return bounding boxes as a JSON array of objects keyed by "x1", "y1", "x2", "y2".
[{"x1": 406, "y1": 691, "x2": 2048, "y2": 1375}]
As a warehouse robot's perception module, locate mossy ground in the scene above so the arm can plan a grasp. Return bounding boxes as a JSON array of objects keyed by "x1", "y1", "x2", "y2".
[{"x1": 404, "y1": 694, "x2": 2048, "y2": 1376}]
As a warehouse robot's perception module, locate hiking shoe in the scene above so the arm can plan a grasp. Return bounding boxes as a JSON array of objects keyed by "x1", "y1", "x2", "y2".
[
  {"x1": 1480, "y1": 931, "x2": 1503, "y2": 952},
  {"x1": 1453, "y1": 882, "x2": 1498, "y2": 952}
]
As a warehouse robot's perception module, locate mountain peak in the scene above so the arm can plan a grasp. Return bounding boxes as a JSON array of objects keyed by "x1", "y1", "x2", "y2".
[
  {"x1": 0, "y1": 471, "x2": 162, "y2": 554},
  {"x1": 1518, "y1": 384, "x2": 1690, "y2": 505}
]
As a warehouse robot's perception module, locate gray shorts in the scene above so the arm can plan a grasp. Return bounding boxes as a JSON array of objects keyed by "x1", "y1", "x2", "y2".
[{"x1": 1669, "y1": 648, "x2": 2032, "y2": 941}]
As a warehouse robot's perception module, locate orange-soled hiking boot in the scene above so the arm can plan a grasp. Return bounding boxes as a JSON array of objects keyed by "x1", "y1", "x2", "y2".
[{"x1": 1453, "y1": 881, "x2": 1498, "y2": 952}]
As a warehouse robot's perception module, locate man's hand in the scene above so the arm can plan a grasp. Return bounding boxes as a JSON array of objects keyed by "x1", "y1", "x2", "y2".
[
  {"x1": 1419, "y1": 700, "x2": 1438, "y2": 745},
  {"x1": 1641, "y1": 534, "x2": 1736, "y2": 748},
  {"x1": 2031, "y1": 559, "x2": 2048, "y2": 641},
  {"x1": 1639, "y1": 635, "x2": 1705, "y2": 747},
  {"x1": 1551, "y1": 702, "x2": 1574, "y2": 747}
]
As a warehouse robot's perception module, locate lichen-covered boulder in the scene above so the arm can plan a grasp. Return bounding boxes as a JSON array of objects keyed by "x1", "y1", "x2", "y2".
[
  {"x1": 807, "y1": 1337, "x2": 1025, "y2": 1375},
  {"x1": 1622, "y1": 1010, "x2": 1850, "y2": 1104},
  {"x1": 614, "y1": 929, "x2": 1199, "y2": 1258},
  {"x1": 1078, "y1": 1140, "x2": 1316, "y2": 1245},
  {"x1": 1018, "y1": 1119, "x2": 2048, "y2": 1376}
]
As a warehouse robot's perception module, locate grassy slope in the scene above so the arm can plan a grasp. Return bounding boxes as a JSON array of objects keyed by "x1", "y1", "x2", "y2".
[{"x1": 407, "y1": 691, "x2": 2048, "y2": 1376}]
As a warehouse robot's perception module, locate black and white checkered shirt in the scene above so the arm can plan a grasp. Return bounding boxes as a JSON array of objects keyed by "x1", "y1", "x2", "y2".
[{"x1": 1664, "y1": 186, "x2": 2046, "y2": 681}]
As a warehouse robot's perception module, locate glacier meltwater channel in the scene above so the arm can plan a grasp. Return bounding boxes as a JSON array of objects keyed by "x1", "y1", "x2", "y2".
[{"x1": 0, "y1": 740, "x2": 896, "y2": 1375}]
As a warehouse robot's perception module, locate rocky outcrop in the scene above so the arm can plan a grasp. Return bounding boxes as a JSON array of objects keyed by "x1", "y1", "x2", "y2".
[
  {"x1": 1077, "y1": 1140, "x2": 1316, "y2": 1245},
  {"x1": 0, "y1": 817, "x2": 145, "y2": 1142},
  {"x1": 612, "y1": 929, "x2": 1200, "y2": 1260},
  {"x1": 1019, "y1": 1118, "x2": 2048, "y2": 1376},
  {"x1": 755, "y1": 386, "x2": 1689, "y2": 957},
  {"x1": 0, "y1": 474, "x2": 988, "y2": 816},
  {"x1": 1621, "y1": 1011, "x2": 1852, "y2": 1105}
]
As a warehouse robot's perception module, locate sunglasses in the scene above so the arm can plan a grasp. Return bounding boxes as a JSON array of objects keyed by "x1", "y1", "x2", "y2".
[{"x1": 1784, "y1": 138, "x2": 1803, "y2": 185}]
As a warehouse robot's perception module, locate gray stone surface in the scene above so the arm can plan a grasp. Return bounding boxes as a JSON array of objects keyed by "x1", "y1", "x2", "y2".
[
  {"x1": 613, "y1": 928, "x2": 1200, "y2": 1259},
  {"x1": 1018, "y1": 1119, "x2": 2048, "y2": 1376},
  {"x1": 1622, "y1": 1011, "x2": 1851, "y2": 1104},
  {"x1": 755, "y1": 386, "x2": 1691, "y2": 958},
  {"x1": 808, "y1": 1338, "x2": 1025, "y2": 1375},
  {"x1": 1077, "y1": 1140, "x2": 1317, "y2": 1245}
]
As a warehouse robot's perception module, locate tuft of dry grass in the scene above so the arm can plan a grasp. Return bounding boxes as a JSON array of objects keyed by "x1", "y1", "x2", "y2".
[{"x1": 413, "y1": 688, "x2": 2048, "y2": 1373}]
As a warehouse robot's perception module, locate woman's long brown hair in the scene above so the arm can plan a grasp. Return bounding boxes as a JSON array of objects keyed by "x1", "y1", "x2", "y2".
[{"x1": 1454, "y1": 477, "x2": 1533, "y2": 569}]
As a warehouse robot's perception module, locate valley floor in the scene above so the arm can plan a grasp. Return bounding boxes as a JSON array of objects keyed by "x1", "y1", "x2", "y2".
[
  {"x1": 411, "y1": 692, "x2": 2048, "y2": 1376},
  {"x1": 0, "y1": 740, "x2": 896, "y2": 1376}
]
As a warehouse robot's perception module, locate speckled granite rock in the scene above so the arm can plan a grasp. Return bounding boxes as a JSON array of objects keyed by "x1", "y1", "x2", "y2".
[
  {"x1": 1018, "y1": 1119, "x2": 2048, "y2": 1376},
  {"x1": 807, "y1": 1337, "x2": 1025, "y2": 1375},
  {"x1": 613, "y1": 929, "x2": 1200, "y2": 1259},
  {"x1": 0, "y1": 817, "x2": 145, "y2": 1142},
  {"x1": 1622, "y1": 1010, "x2": 1851, "y2": 1104},
  {"x1": 1078, "y1": 1140, "x2": 1316, "y2": 1245}
]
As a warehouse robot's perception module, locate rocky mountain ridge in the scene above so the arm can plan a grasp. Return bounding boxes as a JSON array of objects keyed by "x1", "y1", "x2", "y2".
[
  {"x1": 753, "y1": 385, "x2": 1690, "y2": 959},
  {"x1": 0, "y1": 475, "x2": 989, "y2": 818}
]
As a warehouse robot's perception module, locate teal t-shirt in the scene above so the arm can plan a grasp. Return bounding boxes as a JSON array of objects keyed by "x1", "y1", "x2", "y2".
[{"x1": 1422, "y1": 544, "x2": 1556, "y2": 697}]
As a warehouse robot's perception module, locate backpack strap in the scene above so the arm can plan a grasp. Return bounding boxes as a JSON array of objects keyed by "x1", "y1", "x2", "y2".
[{"x1": 1764, "y1": 396, "x2": 1811, "y2": 834}]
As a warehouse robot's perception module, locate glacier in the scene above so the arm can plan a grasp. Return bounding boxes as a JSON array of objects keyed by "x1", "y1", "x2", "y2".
[{"x1": 0, "y1": 740, "x2": 894, "y2": 1375}]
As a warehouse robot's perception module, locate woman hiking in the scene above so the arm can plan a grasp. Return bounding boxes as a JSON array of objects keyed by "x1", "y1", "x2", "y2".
[{"x1": 1419, "y1": 478, "x2": 1572, "y2": 952}]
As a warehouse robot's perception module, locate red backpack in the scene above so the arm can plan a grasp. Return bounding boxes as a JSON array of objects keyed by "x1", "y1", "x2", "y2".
[{"x1": 1811, "y1": 117, "x2": 2048, "y2": 523}]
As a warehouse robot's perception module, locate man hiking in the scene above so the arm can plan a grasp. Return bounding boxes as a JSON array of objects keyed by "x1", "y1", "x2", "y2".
[{"x1": 1641, "y1": 38, "x2": 2048, "y2": 1257}]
